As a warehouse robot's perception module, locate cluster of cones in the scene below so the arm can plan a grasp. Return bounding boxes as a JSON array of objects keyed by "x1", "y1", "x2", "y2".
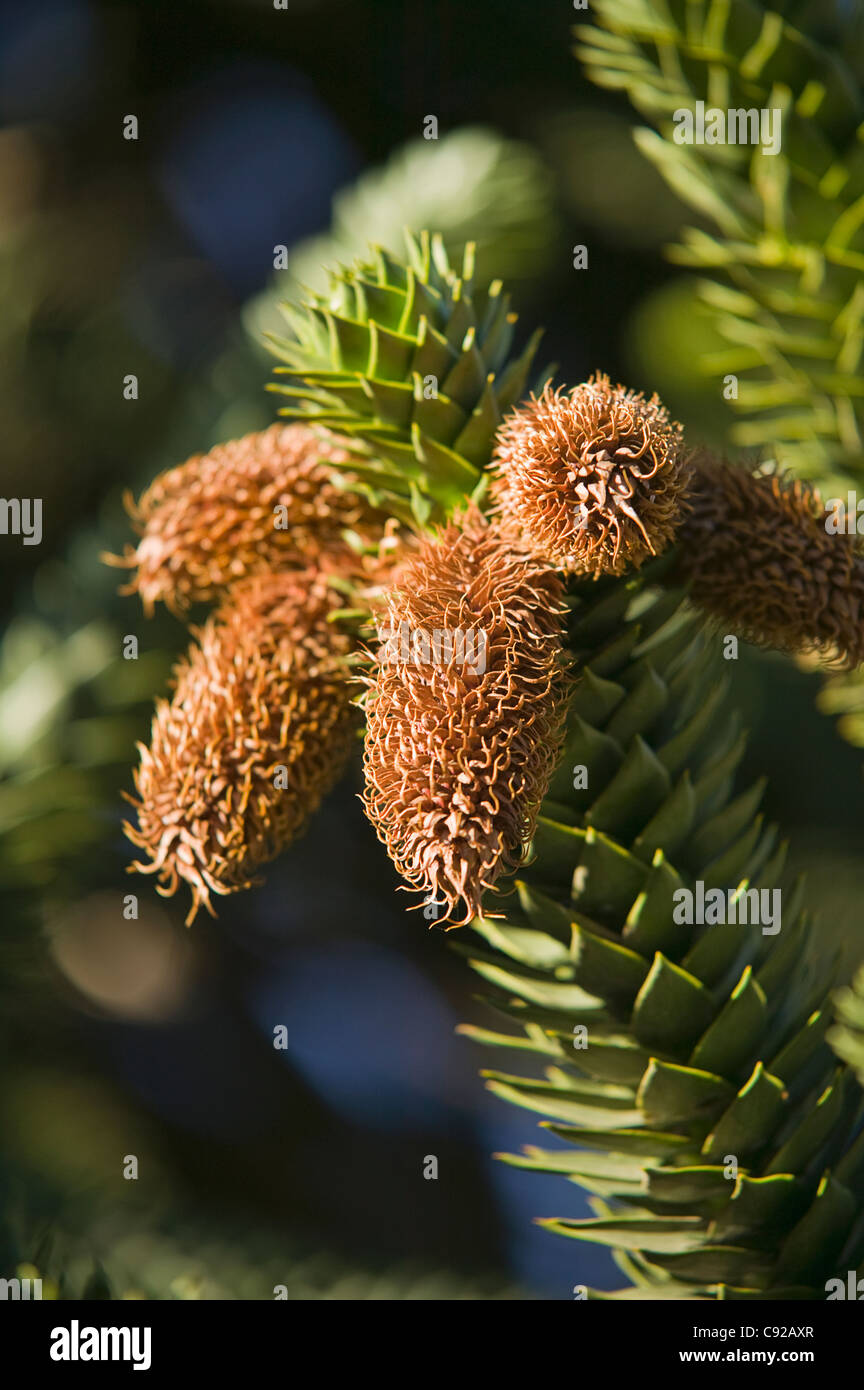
[
  {"x1": 109, "y1": 379, "x2": 864, "y2": 927},
  {"x1": 106, "y1": 425, "x2": 397, "y2": 924}
]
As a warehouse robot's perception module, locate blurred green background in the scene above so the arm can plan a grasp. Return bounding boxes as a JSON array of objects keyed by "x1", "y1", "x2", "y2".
[{"x1": 1, "y1": 0, "x2": 863, "y2": 1300}]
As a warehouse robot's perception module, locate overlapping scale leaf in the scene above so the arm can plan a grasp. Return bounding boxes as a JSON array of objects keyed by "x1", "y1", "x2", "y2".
[
  {"x1": 267, "y1": 230, "x2": 547, "y2": 525},
  {"x1": 465, "y1": 562, "x2": 864, "y2": 1298},
  {"x1": 829, "y1": 963, "x2": 864, "y2": 1090}
]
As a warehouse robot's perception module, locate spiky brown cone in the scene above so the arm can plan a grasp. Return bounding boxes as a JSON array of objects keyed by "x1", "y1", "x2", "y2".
[
  {"x1": 105, "y1": 424, "x2": 382, "y2": 614},
  {"x1": 124, "y1": 569, "x2": 358, "y2": 924},
  {"x1": 362, "y1": 506, "x2": 570, "y2": 927},
  {"x1": 492, "y1": 375, "x2": 687, "y2": 576},
  {"x1": 674, "y1": 455, "x2": 864, "y2": 667}
]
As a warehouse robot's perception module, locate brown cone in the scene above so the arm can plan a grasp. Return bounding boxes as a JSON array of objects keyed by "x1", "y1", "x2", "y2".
[
  {"x1": 492, "y1": 376, "x2": 686, "y2": 576},
  {"x1": 362, "y1": 506, "x2": 570, "y2": 927},
  {"x1": 124, "y1": 568, "x2": 359, "y2": 924},
  {"x1": 674, "y1": 455, "x2": 864, "y2": 668},
  {"x1": 105, "y1": 424, "x2": 383, "y2": 614}
]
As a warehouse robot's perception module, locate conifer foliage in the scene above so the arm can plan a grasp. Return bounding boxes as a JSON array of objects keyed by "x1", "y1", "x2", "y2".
[{"x1": 113, "y1": 218, "x2": 864, "y2": 1298}]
